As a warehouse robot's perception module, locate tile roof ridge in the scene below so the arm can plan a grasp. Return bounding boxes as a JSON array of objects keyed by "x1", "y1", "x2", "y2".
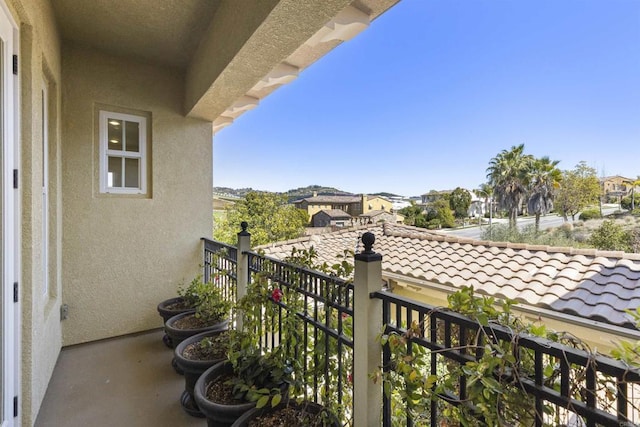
[
  {"x1": 254, "y1": 235, "x2": 313, "y2": 250},
  {"x1": 381, "y1": 223, "x2": 640, "y2": 261}
]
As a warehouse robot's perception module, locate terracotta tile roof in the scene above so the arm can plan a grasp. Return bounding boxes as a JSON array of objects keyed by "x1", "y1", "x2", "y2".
[
  {"x1": 315, "y1": 209, "x2": 351, "y2": 218},
  {"x1": 258, "y1": 223, "x2": 640, "y2": 329},
  {"x1": 296, "y1": 195, "x2": 361, "y2": 204},
  {"x1": 359, "y1": 210, "x2": 386, "y2": 218}
]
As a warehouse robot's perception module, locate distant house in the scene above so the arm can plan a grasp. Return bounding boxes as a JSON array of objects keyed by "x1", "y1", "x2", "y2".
[
  {"x1": 600, "y1": 175, "x2": 637, "y2": 199},
  {"x1": 311, "y1": 209, "x2": 353, "y2": 227},
  {"x1": 295, "y1": 193, "x2": 395, "y2": 226},
  {"x1": 357, "y1": 210, "x2": 402, "y2": 225},
  {"x1": 259, "y1": 222, "x2": 640, "y2": 354},
  {"x1": 421, "y1": 190, "x2": 452, "y2": 204}
]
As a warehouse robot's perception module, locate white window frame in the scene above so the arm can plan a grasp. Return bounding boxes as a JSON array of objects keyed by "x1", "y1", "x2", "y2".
[{"x1": 99, "y1": 111, "x2": 147, "y2": 194}]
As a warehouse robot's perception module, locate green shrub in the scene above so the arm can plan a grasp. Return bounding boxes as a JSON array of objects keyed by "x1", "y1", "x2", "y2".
[
  {"x1": 588, "y1": 220, "x2": 631, "y2": 252},
  {"x1": 578, "y1": 208, "x2": 601, "y2": 221},
  {"x1": 621, "y1": 197, "x2": 633, "y2": 210}
]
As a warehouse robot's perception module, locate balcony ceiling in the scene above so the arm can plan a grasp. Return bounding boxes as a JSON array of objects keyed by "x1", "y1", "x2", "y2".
[
  {"x1": 51, "y1": 0, "x2": 221, "y2": 70},
  {"x1": 51, "y1": 0, "x2": 400, "y2": 122}
]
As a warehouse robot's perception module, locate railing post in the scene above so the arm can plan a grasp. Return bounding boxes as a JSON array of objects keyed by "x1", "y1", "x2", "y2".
[
  {"x1": 236, "y1": 221, "x2": 251, "y2": 330},
  {"x1": 353, "y1": 232, "x2": 383, "y2": 427}
]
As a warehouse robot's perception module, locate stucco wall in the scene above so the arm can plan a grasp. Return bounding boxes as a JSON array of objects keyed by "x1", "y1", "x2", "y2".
[
  {"x1": 61, "y1": 45, "x2": 212, "y2": 346},
  {"x1": 6, "y1": 0, "x2": 63, "y2": 424}
]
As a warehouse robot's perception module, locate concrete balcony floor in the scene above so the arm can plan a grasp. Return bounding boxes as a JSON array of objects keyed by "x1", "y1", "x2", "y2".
[{"x1": 35, "y1": 329, "x2": 205, "y2": 427}]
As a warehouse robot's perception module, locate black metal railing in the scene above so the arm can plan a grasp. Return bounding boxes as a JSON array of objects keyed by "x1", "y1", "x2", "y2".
[
  {"x1": 201, "y1": 236, "x2": 640, "y2": 426},
  {"x1": 372, "y1": 290, "x2": 640, "y2": 427},
  {"x1": 245, "y1": 250, "x2": 355, "y2": 422},
  {"x1": 202, "y1": 238, "x2": 237, "y2": 308}
]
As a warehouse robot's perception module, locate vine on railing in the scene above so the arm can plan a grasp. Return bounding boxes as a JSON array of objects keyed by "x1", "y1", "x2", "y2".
[
  {"x1": 203, "y1": 236, "x2": 640, "y2": 426},
  {"x1": 238, "y1": 247, "x2": 355, "y2": 424},
  {"x1": 372, "y1": 286, "x2": 640, "y2": 427}
]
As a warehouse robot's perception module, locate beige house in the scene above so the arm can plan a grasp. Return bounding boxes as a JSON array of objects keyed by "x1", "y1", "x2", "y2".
[
  {"x1": 600, "y1": 175, "x2": 639, "y2": 200},
  {"x1": 260, "y1": 223, "x2": 640, "y2": 355},
  {"x1": 421, "y1": 189, "x2": 452, "y2": 204},
  {"x1": 0, "y1": 1, "x2": 399, "y2": 424},
  {"x1": 295, "y1": 193, "x2": 394, "y2": 222}
]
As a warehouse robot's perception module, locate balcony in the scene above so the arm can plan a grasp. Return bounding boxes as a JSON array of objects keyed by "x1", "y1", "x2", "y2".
[{"x1": 37, "y1": 228, "x2": 640, "y2": 426}]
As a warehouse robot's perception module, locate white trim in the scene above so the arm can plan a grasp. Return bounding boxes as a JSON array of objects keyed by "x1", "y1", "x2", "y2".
[
  {"x1": 0, "y1": 1, "x2": 18, "y2": 425},
  {"x1": 98, "y1": 110, "x2": 147, "y2": 194},
  {"x1": 41, "y1": 81, "x2": 49, "y2": 296}
]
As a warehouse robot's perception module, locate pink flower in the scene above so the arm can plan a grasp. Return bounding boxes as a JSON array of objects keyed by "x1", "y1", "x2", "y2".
[
  {"x1": 271, "y1": 288, "x2": 283, "y2": 303},
  {"x1": 341, "y1": 312, "x2": 349, "y2": 319},
  {"x1": 347, "y1": 373, "x2": 353, "y2": 384}
]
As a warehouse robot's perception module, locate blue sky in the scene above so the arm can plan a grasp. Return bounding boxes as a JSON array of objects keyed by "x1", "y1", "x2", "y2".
[{"x1": 213, "y1": 0, "x2": 640, "y2": 198}]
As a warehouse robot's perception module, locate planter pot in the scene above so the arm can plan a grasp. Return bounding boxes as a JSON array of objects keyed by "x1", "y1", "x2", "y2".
[
  {"x1": 164, "y1": 312, "x2": 229, "y2": 349},
  {"x1": 194, "y1": 361, "x2": 256, "y2": 427},
  {"x1": 165, "y1": 312, "x2": 229, "y2": 374},
  {"x1": 156, "y1": 297, "x2": 195, "y2": 348},
  {"x1": 174, "y1": 329, "x2": 229, "y2": 417},
  {"x1": 231, "y1": 400, "x2": 340, "y2": 427}
]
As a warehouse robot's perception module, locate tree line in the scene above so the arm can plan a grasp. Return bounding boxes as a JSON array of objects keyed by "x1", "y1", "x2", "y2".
[{"x1": 401, "y1": 144, "x2": 606, "y2": 232}]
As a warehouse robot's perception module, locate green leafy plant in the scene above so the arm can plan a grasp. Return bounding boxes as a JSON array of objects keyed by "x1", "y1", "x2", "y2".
[
  {"x1": 578, "y1": 208, "x2": 601, "y2": 221},
  {"x1": 611, "y1": 307, "x2": 640, "y2": 368},
  {"x1": 193, "y1": 281, "x2": 232, "y2": 324},
  {"x1": 225, "y1": 255, "x2": 302, "y2": 409},
  {"x1": 176, "y1": 275, "x2": 208, "y2": 307},
  {"x1": 228, "y1": 346, "x2": 293, "y2": 408},
  {"x1": 372, "y1": 286, "x2": 623, "y2": 427},
  {"x1": 588, "y1": 219, "x2": 631, "y2": 251},
  {"x1": 227, "y1": 246, "x2": 353, "y2": 423}
]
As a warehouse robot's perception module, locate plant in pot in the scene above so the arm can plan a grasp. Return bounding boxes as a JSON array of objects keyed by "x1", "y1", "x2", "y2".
[
  {"x1": 192, "y1": 257, "x2": 297, "y2": 426},
  {"x1": 174, "y1": 328, "x2": 230, "y2": 417},
  {"x1": 193, "y1": 344, "x2": 293, "y2": 427},
  {"x1": 231, "y1": 399, "x2": 340, "y2": 427},
  {"x1": 194, "y1": 249, "x2": 348, "y2": 427},
  {"x1": 157, "y1": 275, "x2": 205, "y2": 348},
  {"x1": 165, "y1": 280, "x2": 231, "y2": 373}
]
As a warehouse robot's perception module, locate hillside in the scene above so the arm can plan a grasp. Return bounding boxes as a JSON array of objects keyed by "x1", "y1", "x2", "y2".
[{"x1": 214, "y1": 185, "x2": 354, "y2": 202}]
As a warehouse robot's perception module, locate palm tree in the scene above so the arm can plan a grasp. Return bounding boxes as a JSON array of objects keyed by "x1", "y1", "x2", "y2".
[
  {"x1": 631, "y1": 178, "x2": 640, "y2": 210},
  {"x1": 527, "y1": 156, "x2": 562, "y2": 232},
  {"x1": 473, "y1": 183, "x2": 494, "y2": 226},
  {"x1": 486, "y1": 144, "x2": 533, "y2": 229}
]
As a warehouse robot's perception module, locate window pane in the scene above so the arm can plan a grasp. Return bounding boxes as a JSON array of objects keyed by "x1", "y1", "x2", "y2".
[
  {"x1": 107, "y1": 119, "x2": 123, "y2": 150},
  {"x1": 125, "y1": 121, "x2": 139, "y2": 152},
  {"x1": 124, "y1": 158, "x2": 139, "y2": 188},
  {"x1": 108, "y1": 156, "x2": 122, "y2": 187}
]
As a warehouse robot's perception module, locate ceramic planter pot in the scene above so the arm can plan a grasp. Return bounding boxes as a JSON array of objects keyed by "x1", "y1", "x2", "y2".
[
  {"x1": 164, "y1": 312, "x2": 229, "y2": 349},
  {"x1": 194, "y1": 361, "x2": 256, "y2": 427},
  {"x1": 165, "y1": 312, "x2": 228, "y2": 374},
  {"x1": 231, "y1": 400, "x2": 339, "y2": 426},
  {"x1": 174, "y1": 329, "x2": 229, "y2": 417},
  {"x1": 156, "y1": 297, "x2": 195, "y2": 348}
]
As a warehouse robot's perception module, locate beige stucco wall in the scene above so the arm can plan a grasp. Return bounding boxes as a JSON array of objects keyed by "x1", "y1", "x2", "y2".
[
  {"x1": 61, "y1": 45, "x2": 212, "y2": 346},
  {"x1": 362, "y1": 196, "x2": 393, "y2": 214},
  {"x1": 5, "y1": 0, "x2": 63, "y2": 424}
]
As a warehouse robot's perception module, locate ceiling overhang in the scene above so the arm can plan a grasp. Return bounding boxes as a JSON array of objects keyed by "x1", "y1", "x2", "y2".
[{"x1": 51, "y1": 0, "x2": 400, "y2": 130}]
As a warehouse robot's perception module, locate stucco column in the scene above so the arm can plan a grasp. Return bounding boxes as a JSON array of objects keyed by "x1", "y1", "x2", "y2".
[
  {"x1": 353, "y1": 232, "x2": 383, "y2": 426},
  {"x1": 236, "y1": 221, "x2": 251, "y2": 330}
]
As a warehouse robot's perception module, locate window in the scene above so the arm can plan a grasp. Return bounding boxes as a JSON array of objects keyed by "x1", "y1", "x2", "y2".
[{"x1": 99, "y1": 111, "x2": 147, "y2": 194}]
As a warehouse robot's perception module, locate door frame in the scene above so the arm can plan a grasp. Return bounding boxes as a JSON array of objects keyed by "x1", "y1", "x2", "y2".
[{"x1": 0, "y1": 1, "x2": 19, "y2": 426}]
